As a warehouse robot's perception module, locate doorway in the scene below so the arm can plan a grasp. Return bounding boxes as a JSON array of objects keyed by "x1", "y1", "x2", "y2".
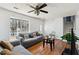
[{"x1": 63, "y1": 15, "x2": 75, "y2": 35}]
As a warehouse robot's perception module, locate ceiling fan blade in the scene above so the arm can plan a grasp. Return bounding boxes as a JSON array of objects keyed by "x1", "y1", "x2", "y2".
[
  {"x1": 29, "y1": 5, "x2": 36, "y2": 9},
  {"x1": 27, "y1": 10, "x2": 35, "y2": 13},
  {"x1": 39, "y1": 3, "x2": 47, "y2": 9},
  {"x1": 40, "y1": 10, "x2": 48, "y2": 13}
]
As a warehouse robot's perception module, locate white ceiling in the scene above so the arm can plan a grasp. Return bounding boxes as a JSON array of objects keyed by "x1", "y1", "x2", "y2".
[{"x1": 0, "y1": 3, "x2": 79, "y2": 20}]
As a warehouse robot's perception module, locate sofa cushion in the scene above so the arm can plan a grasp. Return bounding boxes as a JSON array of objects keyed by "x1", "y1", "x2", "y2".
[
  {"x1": 12, "y1": 45, "x2": 32, "y2": 55},
  {"x1": 24, "y1": 34, "x2": 29, "y2": 39},
  {"x1": 19, "y1": 33, "x2": 25, "y2": 39},
  {"x1": 0, "y1": 41, "x2": 14, "y2": 51},
  {"x1": 24, "y1": 36, "x2": 42, "y2": 42},
  {"x1": 11, "y1": 40, "x2": 20, "y2": 46}
]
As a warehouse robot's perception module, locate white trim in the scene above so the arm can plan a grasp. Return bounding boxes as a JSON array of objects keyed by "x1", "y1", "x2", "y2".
[{"x1": 10, "y1": 17, "x2": 29, "y2": 21}]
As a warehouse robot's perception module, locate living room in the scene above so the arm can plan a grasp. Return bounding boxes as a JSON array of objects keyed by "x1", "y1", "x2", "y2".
[{"x1": 0, "y1": 3, "x2": 79, "y2": 55}]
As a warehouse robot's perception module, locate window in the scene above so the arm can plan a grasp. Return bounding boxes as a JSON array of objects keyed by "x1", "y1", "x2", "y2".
[{"x1": 10, "y1": 18, "x2": 29, "y2": 36}]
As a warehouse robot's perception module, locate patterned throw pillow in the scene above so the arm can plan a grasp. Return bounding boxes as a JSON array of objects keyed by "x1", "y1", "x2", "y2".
[
  {"x1": 32, "y1": 32, "x2": 36, "y2": 37},
  {"x1": 0, "y1": 41, "x2": 14, "y2": 51},
  {"x1": 0, "y1": 46, "x2": 3, "y2": 53},
  {"x1": 1, "y1": 49, "x2": 12, "y2": 55}
]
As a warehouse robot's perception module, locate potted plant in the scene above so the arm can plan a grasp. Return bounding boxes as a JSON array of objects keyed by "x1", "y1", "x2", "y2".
[{"x1": 61, "y1": 33, "x2": 79, "y2": 44}]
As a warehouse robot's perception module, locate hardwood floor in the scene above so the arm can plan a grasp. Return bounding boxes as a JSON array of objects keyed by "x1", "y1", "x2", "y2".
[{"x1": 27, "y1": 39, "x2": 68, "y2": 55}]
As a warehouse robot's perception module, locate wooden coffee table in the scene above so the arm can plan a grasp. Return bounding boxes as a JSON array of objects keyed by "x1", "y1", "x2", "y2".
[{"x1": 43, "y1": 38, "x2": 55, "y2": 51}]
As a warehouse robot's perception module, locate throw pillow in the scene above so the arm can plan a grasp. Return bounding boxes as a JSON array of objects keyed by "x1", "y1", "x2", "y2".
[
  {"x1": 0, "y1": 46, "x2": 4, "y2": 53},
  {"x1": 1, "y1": 49, "x2": 12, "y2": 55},
  {"x1": 0, "y1": 41, "x2": 14, "y2": 51},
  {"x1": 29, "y1": 34, "x2": 33, "y2": 38},
  {"x1": 32, "y1": 32, "x2": 36, "y2": 37}
]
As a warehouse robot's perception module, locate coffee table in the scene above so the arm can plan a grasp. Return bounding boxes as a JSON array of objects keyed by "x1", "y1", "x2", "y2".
[{"x1": 43, "y1": 38, "x2": 55, "y2": 51}]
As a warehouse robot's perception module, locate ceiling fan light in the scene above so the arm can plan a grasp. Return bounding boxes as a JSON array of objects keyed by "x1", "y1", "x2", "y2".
[{"x1": 28, "y1": 3, "x2": 48, "y2": 15}]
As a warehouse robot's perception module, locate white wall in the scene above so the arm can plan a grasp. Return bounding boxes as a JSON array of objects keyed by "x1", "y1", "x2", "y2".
[
  {"x1": 75, "y1": 11, "x2": 79, "y2": 37},
  {"x1": 0, "y1": 7, "x2": 44, "y2": 40},
  {"x1": 45, "y1": 17, "x2": 63, "y2": 39},
  {"x1": 44, "y1": 11, "x2": 79, "y2": 39}
]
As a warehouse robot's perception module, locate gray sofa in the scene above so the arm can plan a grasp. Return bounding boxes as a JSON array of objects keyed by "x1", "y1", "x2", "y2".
[
  {"x1": 22, "y1": 36, "x2": 43, "y2": 48},
  {"x1": 10, "y1": 35, "x2": 43, "y2": 55},
  {"x1": 11, "y1": 35, "x2": 43, "y2": 48},
  {"x1": 0, "y1": 32, "x2": 43, "y2": 55},
  {"x1": 9, "y1": 32, "x2": 43, "y2": 55},
  {"x1": 11, "y1": 32, "x2": 43, "y2": 48}
]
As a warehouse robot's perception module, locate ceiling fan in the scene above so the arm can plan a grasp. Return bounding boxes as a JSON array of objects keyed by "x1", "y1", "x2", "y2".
[{"x1": 27, "y1": 3, "x2": 48, "y2": 15}]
